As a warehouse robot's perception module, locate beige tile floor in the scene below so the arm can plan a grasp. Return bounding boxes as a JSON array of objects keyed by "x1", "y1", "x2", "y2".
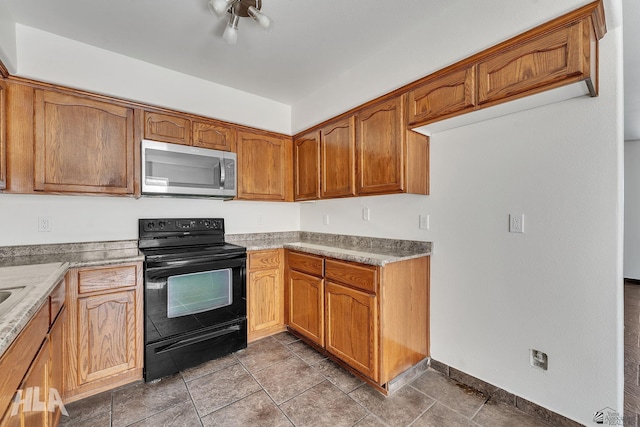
[{"x1": 60, "y1": 332, "x2": 552, "y2": 427}]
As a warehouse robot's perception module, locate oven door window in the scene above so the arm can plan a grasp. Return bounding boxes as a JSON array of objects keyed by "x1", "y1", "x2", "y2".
[{"x1": 167, "y1": 268, "x2": 232, "y2": 318}]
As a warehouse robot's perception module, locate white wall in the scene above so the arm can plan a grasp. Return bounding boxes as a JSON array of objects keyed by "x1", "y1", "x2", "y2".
[
  {"x1": 14, "y1": 25, "x2": 291, "y2": 135},
  {"x1": 625, "y1": 140, "x2": 640, "y2": 279},
  {"x1": 0, "y1": 194, "x2": 300, "y2": 246},
  {"x1": 0, "y1": 1, "x2": 17, "y2": 73},
  {"x1": 301, "y1": 22, "x2": 624, "y2": 427},
  {"x1": 300, "y1": 194, "x2": 430, "y2": 241}
]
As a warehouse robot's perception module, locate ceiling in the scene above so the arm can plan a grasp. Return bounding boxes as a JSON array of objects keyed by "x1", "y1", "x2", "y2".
[{"x1": 2, "y1": 0, "x2": 638, "y2": 139}]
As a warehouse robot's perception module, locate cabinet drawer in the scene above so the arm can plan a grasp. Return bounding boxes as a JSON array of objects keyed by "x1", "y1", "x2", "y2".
[
  {"x1": 49, "y1": 278, "x2": 65, "y2": 325},
  {"x1": 288, "y1": 251, "x2": 323, "y2": 277},
  {"x1": 325, "y1": 259, "x2": 377, "y2": 294},
  {"x1": 248, "y1": 250, "x2": 281, "y2": 270},
  {"x1": 78, "y1": 265, "x2": 138, "y2": 294}
]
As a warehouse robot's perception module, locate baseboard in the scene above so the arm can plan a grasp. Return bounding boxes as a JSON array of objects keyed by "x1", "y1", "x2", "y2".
[{"x1": 429, "y1": 359, "x2": 583, "y2": 427}]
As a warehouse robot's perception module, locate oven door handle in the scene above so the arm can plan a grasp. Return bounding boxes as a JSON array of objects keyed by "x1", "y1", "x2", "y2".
[{"x1": 154, "y1": 324, "x2": 241, "y2": 354}]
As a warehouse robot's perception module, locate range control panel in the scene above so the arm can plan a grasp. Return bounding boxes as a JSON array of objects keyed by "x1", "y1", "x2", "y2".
[{"x1": 140, "y1": 218, "x2": 224, "y2": 233}]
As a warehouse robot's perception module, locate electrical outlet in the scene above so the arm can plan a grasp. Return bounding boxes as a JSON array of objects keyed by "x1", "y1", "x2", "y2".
[
  {"x1": 509, "y1": 214, "x2": 524, "y2": 233},
  {"x1": 530, "y1": 349, "x2": 548, "y2": 370},
  {"x1": 38, "y1": 216, "x2": 51, "y2": 232},
  {"x1": 419, "y1": 214, "x2": 430, "y2": 230},
  {"x1": 257, "y1": 215, "x2": 264, "y2": 225},
  {"x1": 362, "y1": 207, "x2": 370, "y2": 221},
  {"x1": 323, "y1": 214, "x2": 330, "y2": 225}
]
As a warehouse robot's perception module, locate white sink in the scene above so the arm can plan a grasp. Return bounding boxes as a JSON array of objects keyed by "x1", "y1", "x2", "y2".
[{"x1": 0, "y1": 286, "x2": 29, "y2": 318}]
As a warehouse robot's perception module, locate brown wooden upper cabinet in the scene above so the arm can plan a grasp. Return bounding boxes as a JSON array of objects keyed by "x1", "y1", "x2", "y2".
[
  {"x1": 477, "y1": 19, "x2": 596, "y2": 105},
  {"x1": 237, "y1": 130, "x2": 293, "y2": 201},
  {"x1": 356, "y1": 97, "x2": 406, "y2": 195},
  {"x1": 293, "y1": 117, "x2": 356, "y2": 201},
  {"x1": 407, "y1": 65, "x2": 476, "y2": 127},
  {"x1": 34, "y1": 90, "x2": 135, "y2": 195},
  {"x1": 144, "y1": 111, "x2": 191, "y2": 145},
  {"x1": 193, "y1": 120, "x2": 236, "y2": 151},
  {"x1": 321, "y1": 117, "x2": 356, "y2": 198},
  {"x1": 144, "y1": 111, "x2": 236, "y2": 152},
  {"x1": 293, "y1": 131, "x2": 320, "y2": 201},
  {"x1": 0, "y1": 79, "x2": 5, "y2": 190}
]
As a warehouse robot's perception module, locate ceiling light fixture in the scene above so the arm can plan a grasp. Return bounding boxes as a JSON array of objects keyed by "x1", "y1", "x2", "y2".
[{"x1": 208, "y1": 0, "x2": 273, "y2": 45}]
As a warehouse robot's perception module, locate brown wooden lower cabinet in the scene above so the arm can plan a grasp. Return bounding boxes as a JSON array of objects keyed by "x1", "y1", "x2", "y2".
[
  {"x1": 64, "y1": 262, "x2": 143, "y2": 403},
  {"x1": 247, "y1": 249, "x2": 286, "y2": 342},
  {"x1": 19, "y1": 338, "x2": 49, "y2": 427},
  {"x1": 286, "y1": 250, "x2": 429, "y2": 389},
  {"x1": 48, "y1": 307, "x2": 65, "y2": 427},
  {"x1": 0, "y1": 278, "x2": 66, "y2": 427},
  {"x1": 325, "y1": 281, "x2": 378, "y2": 382},
  {"x1": 288, "y1": 269, "x2": 324, "y2": 346}
]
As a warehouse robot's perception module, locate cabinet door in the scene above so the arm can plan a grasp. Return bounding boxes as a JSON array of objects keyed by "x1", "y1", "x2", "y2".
[
  {"x1": 193, "y1": 121, "x2": 235, "y2": 151},
  {"x1": 76, "y1": 290, "x2": 137, "y2": 385},
  {"x1": 48, "y1": 307, "x2": 65, "y2": 427},
  {"x1": 20, "y1": 338, "x2": 50, "y2": 427},
  {"x1": 325, "y1": 281, "x2": 378, "y2": 382},
  {"x1": 0, "y1": 80, "x2": 5, "y2": 190},
  {"x1": 144, "y1": 111, "x2": 191, "y2": 145},
  {"x1": 478, "y1": 21, "x2": 589, "y2": 105},
  {"x1": 356, "y1": 97, "x2": 405, "y2": 195},
  {"x1": 293, "y1": 131, "x2": 320, "y2": 201},
  {"x1": 34, "y1": 90, "x2": 134, "y2": 194},
  {"x1": 248, "y1": 268, "x2": 283, "y2": 336},
  {"x1": 407, "y1": 65, "x2": 476, "y2": 126},
  {"x1": 288, "y1": 270, "x2": 324, "y2": 346},
  {"x1": 65, "y1": 263, "x2": 143, "y2": 401},
  {"x1": 237, "y1": 131, "x2": 292, "y2": 201},
  {"x1": 321, "y1": 117, "x2": 355, "y2": 198}
]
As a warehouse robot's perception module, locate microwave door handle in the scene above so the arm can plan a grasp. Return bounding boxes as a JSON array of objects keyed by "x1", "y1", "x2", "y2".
[{"x1": 219, "y1": 158, "x2": 226, "y2": 188}]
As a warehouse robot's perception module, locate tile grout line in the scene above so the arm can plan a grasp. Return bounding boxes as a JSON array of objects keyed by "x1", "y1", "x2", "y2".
[
  {"x1": 181, "y1": 373, "x2": 206, "y2": 427},
  {"x1": 407, "y1": 379, "x2": 487, "y2": 426},
  {"x1": 405, "y1": 399, "x2": 437, "y2": 427},
  {"x1": 240, "y1": 351, "x2": 299, "y2": 427}
]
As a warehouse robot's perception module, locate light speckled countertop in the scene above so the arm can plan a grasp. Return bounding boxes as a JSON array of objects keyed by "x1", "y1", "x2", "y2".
[
  {"x1": 0, "y1": 262, "x2": 68, "y2": 358},
  {"x1": 227, "y1": 231, "x2": 432, "y2": 266}
]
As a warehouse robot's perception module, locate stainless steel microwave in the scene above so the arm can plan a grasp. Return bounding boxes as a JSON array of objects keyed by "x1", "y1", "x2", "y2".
[{"x1": 141, "y1": 140, "x2": 237, "y2": 198}]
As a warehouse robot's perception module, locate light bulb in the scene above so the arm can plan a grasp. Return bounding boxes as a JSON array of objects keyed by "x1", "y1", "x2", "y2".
[
  {"x1": 247, "y1": 6, "x2": 273, "y2": 30},
  {"x1": 223, "y1": 26, "x2": 238, "y2": 44},
  {"x1": 209, "y1": 0, "x2": 235, "y2": 17},
  {"x1": 223, "y1": 14, "x2": 239, "y2": 44}
]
